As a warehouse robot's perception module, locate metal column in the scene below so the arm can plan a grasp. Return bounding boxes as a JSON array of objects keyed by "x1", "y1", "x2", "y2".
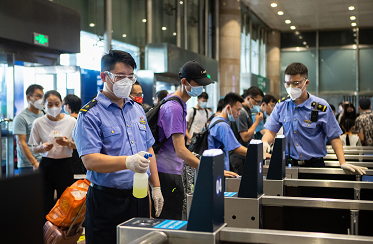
[{"x1": 104, "y1": 0, "x2": 112, "y2": 52}]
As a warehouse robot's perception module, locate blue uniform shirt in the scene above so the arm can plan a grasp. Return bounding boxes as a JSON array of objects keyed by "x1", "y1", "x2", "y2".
[
  {"x1": 208, "y1": 116, "x2": 242, "y2": 170},
  {"x1": 264, "y1": 93, "x2": 342, "y2": 160},
  {"x1": 73, "y1": 91, "x2": 155, "y2": 189}
]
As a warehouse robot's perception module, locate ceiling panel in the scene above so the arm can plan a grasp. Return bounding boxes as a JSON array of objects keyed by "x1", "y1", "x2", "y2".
[{"x1": 242, "y1": 0, "x2": 373, "y2": 31}]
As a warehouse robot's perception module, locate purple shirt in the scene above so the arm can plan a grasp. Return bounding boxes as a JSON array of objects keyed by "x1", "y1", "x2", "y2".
[{"x1": 156, "y1": 94, "x2": 187, "y2": 175}]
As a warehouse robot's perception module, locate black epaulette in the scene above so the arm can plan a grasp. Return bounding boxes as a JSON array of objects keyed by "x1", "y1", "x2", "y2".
[
  {"x1": 311, "y1": 102, "x2": 327, "y2": 112},
  {"x1": 278, "y1": 95, "x2": 290, "y2": 103},
  {"x1": 79, "y1": 99, "x2": 98, "y2": 113}
]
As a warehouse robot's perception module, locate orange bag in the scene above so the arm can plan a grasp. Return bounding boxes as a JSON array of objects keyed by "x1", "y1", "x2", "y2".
[{"x1": 46, "y1": 179, "x2": 90, "y2": 227}]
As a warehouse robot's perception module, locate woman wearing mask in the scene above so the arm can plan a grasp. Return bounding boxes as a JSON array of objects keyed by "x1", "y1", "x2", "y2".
[
  {"x1": 29, "y1": 90, "x2": 77, "y2": 216},
  {"x1": 63, "y1": 94, "x2": 86, "y2": 174}
]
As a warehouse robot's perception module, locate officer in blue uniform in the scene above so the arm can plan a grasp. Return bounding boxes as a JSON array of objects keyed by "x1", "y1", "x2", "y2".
[
  {"x1": 262, "y1": 62, "x2": 367, "y2": 175},
  {"x1": 73, "y1": 50, "x2": 164, "y2": 244}
]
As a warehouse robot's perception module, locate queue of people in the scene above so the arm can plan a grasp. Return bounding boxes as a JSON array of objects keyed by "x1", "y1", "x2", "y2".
[{"x1": 12, "y1": 50, "x2": 373, "y2": 244}]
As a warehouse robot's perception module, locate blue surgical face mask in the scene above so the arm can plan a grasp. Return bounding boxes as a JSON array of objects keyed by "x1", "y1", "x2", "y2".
[
  {"x1": 228, "y1": 107, "x2": 235, "y2": 122},
  {"x1": 186, "y1": 81, "x2": 203, "y2": 97},
  {"x1": 263, "y1": 111, "x2": 268, "y2": 119},
  {"x1": 199, "y1": 101, "x2": 207, "y2": 108},
  {"x1": 252, "y1": 105, "x2": 261, "y2": 114}
]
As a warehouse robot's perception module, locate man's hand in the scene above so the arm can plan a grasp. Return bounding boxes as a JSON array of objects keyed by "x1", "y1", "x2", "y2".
[
  {"x1": 262, "y1": 141, "x2": 270, "y2": 160},
  {"x1": 32, "y1": 162, "x2": 39, "y2": 171},
  {"x1": 255, "y1": 112, "x2": 264, "y2": 122},
  {"x1": 43, "y1": 142, "x2": 54, "y2": 152},
  {"x1": 341, "y1": 163, "x2": 368, "y2": 175},
  {"x1": 224, "y1": 170, "x2": 239, "y2": 178},
  {"x1": 152, "y1": 187, "x2": 164, "y2": 217},
  {"x1": 125, "y1": 151, "x2": 150, "y2": 173}
]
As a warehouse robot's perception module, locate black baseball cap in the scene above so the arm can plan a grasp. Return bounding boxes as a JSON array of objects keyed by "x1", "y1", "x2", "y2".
[
  {"x1": 359, "y1": 98, "x2": 371, "y2": 110},
  {"x1": 179, "y1": 60, "x2": 214, "y2": 86}
]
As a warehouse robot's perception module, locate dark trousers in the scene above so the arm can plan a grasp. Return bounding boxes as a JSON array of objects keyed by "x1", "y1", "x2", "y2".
[
  {"x1": 289, "y1": 157, "x2": 325, "y2": 167},
  {"x1": 85, "y1": 186, "x2": 150, "y2": 244},
  {"x1": 39, "y1": 157, "x2": 74, "y2": 217},
  {"x1": 229, "y1": 152, "x2": 246, "y2": 175},
  {"x1": 157, "y1": 172, "x2": 184, "y2": 220}
]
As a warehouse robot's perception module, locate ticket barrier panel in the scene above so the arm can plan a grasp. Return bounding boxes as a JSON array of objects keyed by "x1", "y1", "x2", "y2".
[{"x1": 119, "y1": 143, "x2": 373, "y2": 243}]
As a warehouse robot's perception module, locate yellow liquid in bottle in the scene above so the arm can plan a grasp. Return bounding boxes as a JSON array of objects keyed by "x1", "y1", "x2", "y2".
[{"x1": 133, "y1": 185, "x2": 148, "y2": 198}]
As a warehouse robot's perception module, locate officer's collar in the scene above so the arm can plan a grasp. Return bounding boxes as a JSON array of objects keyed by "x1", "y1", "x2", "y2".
[
  {"x1": 96, "y1": 91, "x2": 134, "y2": 109},
  {"x1": 290, "y1": 92, "x2": 313, "y2": 109}
]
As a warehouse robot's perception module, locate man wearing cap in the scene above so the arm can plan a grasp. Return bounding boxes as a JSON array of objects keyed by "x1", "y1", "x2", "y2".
[
  {"x1": 156, "y1": 60, "x2": 238, "y2": 220},
  {"x1": 355, "y1": 98, "x2": 373, "y2": 146}
]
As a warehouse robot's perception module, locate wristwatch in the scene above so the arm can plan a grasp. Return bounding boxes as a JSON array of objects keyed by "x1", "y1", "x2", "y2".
[{"x1": 68, "y1": 141, "x2": 72, "y2": 148}]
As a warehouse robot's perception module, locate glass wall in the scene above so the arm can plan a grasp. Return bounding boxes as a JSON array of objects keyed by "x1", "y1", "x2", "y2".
[
  {"x1": 240, "y1": 3, "x2": 268, "y2": 94},
  {"x1": 280, "y1": 28, "x2": 373, "y2": 110}
]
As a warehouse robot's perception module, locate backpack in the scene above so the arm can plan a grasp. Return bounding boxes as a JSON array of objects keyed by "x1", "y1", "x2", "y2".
[
  {"x1": 188, "y1": 119, "x2": 226, "y2": 156},
  {"x1": 146, "y1": 96, "x2": 185, "y2": 153}
]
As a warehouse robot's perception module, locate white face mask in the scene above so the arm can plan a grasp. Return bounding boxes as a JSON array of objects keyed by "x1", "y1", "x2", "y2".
[
  {"x1": 31, "y1": 98, "x2": 44, "y2": 110},
  {"x1": 106, "y1": 76, "x2": 133, "y2": 99},
  {"x1": 286, "y1": 82, "x2": 306, "y2": 100},
  {"x1": 63, "y1": 105, "x2": 70, "y2": 115},
  {"x1": 46, "y1": 106, "x2": 62, "y2": 118},
  {"x1": 199, "y1": 101, "x2": 207, "y2": 108}
]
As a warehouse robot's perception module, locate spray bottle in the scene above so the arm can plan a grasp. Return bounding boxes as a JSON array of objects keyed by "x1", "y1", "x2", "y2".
[{"x1": 133, "y1": 153, "x2": 152, "y2": 198}]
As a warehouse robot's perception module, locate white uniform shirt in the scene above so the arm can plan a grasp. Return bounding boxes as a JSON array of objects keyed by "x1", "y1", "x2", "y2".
[
  {"x1": 29, "y1": 114, "x2": 77, "y2": 159},
  {"x1": 186, "y1": 107, "x2": 211, "y2": 138}
]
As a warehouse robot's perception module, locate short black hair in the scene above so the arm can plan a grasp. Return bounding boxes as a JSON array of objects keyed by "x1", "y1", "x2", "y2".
[
  {"x1": 155, "y1": 90, "x2": 168, "y2": 101},
  {"x1": 285, "y1": 62, "x2": 308, "y2": 78},
  {"x1": 43, "y1": 90, "x2": 62, "y2": 103},
  {"x1": 101, "y1": 49, "x2": 137, "y2": 72},
  {"x1": 262, "y1": 94, "x2": 276, "y2": 105},
  {"x1": 198, "y1": 92, "x2": 208, "y2": 100},
  {"x1": 133, "y1": 81, "x2": 140, "y2": 86},
  {"x1": 216, "y1": 98, "x2": 224, "y2": 112},
  {"x1": 223, "y1": 92, "x2": 244, "y2": 108},
  {"x1": 26, "y1": 84, "x2": 44, "y2": 96},
  {"x1": 329, "y1": 104, "x2": 336, "y2": 112},
  {"x1": 63, "y1": 94, "x2": 82, "y2": 113},
  {"x1": 243, "y1": 86, "x2": 264, "y2": 99}
]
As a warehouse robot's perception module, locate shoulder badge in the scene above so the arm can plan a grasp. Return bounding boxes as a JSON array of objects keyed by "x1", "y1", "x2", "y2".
[
  {"x1": 80, "y1": 99, "x2": 98, "y2": 113},
  {"x1": 278, "y1": 95, "x2": 290, "y2": 103},
  {"x1": 311, "y1": 102, "x2": 327, "y2": 112}
]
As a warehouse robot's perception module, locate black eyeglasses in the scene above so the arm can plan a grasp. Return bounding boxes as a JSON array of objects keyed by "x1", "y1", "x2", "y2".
[
  {"x1": 284, "y1": 78, "x2": 307, "y2": 88},
  {"x1": 251, "y1": 97, "x2": 262, "y2": 105}
]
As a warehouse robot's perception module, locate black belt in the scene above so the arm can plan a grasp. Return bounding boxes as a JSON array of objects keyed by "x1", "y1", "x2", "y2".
[
  {"x1": 90, "y1": 182, "x2": 132, "y2": 196},
  {"x1": 288, "y1": 157, "x2": 324, "y2": 167}
]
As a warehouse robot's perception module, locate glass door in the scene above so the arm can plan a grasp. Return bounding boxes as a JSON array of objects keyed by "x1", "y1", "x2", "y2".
[{"x1": 0, "y1": 53, "x2": 15, "y2": 178}]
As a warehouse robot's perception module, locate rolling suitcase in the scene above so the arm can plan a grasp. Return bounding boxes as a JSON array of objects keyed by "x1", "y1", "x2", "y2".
[{"x1": 43, "y1": 201, "x2": 85, "y2": 244}]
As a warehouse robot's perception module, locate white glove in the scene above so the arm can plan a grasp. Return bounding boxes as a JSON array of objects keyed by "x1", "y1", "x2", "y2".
[
  {"x1": 125, "y1": 151, "x2": 150, "y2": 173},
  {"x1": 262, "y1": 141, "x2": 270, "y2": 160},
  {"x1": 152, "y1": 187, "x2": 164, "y2": 217},
  {"x1": 341, "y1": 163, "x2": 368, "y2": 175}
]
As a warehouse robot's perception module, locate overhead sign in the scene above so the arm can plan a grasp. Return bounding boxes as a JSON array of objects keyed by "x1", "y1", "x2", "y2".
[{"x1": 33, "y1": 32, "x2": 49, "y2": 47}]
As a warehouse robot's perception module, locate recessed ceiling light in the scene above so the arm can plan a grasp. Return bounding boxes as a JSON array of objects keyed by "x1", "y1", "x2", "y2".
[
  {"x1": 173, "y1": 32, "x2": 177, "y2": 36},
  {"x1": 271, "y1": 3, "x2": 277, "y2": 7},
  {"x1": 295, "y1": 31, "x2": 299, "y2": 35},
  {"x1": 122, "y1": 34, "x2": 127, "y2": 37},
  {"x1": 89, "y1": 23, "x2": 95, "y2": 27},
  {"x1": 162, "y1": 27, "x2": 167, "y2": 30},
  {"x1": 290, "y1": 26, "x2": 296, "y2": 30},
  {"x1": 348, "y1": 6, "x2": 355, "y2": 10},
  {"x1": 351, "y1": 22, "x2": 357, "y2": 26},
  {"x1": 350, "y1": 16, "x2": 356, "y2": 20},
  {"x1": 285, "y1": 20, "x2": 291, "y2": 24},
  {"x1": 299, "y1": 36, "x2": 303, "y2": 39},
  {"x1": 180, "y1": 1, "x2": 183, "y2": 4},
  {"x1": 303, "y1": 41, "x2": 307, "y2": 45},
  {"x1": 277, "y1": 11, "x2": 284, "y2": 15},
  {"x1": 142, "y1": 19, "x2": 147, "y2": 22}
]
